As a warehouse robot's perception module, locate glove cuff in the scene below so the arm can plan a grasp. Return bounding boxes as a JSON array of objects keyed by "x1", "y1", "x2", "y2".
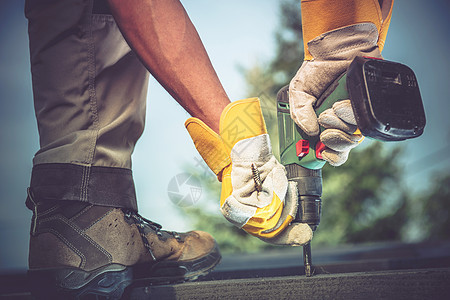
[
  {"x1": 219, "y1": 98, "x2": 268, "y2": 153},
  {"x1": 185, "y1": 117, "x2": 230, "y2": 181},
  {"x1": 308, "y1": 23, "x2": 381, "y2": 61},
  {"x1": 378, "y1": 0, "x2": 394, "y2": 52},
  {"x1": 301, "y1": 0, "x2": 384, "y2": 60}
]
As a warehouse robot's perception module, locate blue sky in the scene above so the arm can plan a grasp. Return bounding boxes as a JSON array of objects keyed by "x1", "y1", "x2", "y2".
[{"x1": 0, "y1": 0, "x2": 449, "y2": 271}]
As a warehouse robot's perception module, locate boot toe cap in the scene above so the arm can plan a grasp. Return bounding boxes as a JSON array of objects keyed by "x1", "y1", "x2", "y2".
[{"x1": 179, "y1": 230, "x2": 217, "y2": 261}]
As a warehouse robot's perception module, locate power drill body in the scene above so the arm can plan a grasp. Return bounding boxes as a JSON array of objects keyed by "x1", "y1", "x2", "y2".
[{"x1": 276, "y1": 56, "x2": 426, "y2": 276}]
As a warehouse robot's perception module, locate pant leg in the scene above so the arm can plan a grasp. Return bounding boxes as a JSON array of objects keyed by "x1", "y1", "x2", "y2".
[{"x1": 25, "y1": 0, "x2": 149, "y2": 210}]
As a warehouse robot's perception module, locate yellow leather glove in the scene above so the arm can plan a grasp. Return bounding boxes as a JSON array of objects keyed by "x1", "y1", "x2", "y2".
[{"x1": 186, "y1": 98, "x2": 312, "y2": 246}]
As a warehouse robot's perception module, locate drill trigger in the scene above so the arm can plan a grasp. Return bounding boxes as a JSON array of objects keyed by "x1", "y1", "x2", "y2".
[
  {"x1": 315, "y1": 141, "x2": 326, "y2": 160},
  {"x1": 296, "y1": 139, "x2": 310, "y2": 158}
]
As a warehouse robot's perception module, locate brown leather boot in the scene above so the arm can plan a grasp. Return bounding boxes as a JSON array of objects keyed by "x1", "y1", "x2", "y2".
[{"x1": 26, "y1": 191, "x2": 221, "y2": 299}]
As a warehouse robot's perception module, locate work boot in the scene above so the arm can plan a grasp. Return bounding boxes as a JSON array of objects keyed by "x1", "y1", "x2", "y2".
[{"x1": 26, "y1": 191, "x2": 221, "y2": 299}]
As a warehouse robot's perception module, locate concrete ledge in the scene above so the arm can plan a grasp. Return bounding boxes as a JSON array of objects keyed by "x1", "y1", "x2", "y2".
[{"x1": 128, "y1": 268, "x2": 450, "y2": 299}]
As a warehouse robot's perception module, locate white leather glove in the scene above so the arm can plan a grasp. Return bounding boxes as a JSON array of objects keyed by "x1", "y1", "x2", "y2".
[
  {"x1": 289, "y1": 23, "x2": 381, "y2": 166},
  {"x1": 186, "y1": 98, "x2": 312, "y2": 246}
]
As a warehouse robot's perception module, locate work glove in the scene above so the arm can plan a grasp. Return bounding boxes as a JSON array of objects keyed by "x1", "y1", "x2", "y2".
[
  {"x1": 186, "y1": 98, "x2": 312, "y2": 246},
  {"x1": 290, "y1": 0, "x2": 393, "y2": 166}
]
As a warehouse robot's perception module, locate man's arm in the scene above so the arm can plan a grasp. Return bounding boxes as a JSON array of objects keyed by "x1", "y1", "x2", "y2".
[{"x1": 107, "y1": 0, "x2": 230, "y2": 133}]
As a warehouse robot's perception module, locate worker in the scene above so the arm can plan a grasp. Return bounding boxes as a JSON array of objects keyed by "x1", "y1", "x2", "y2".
[{"x1": 25, "y1": 0, "x2": 393, "y2": 298}]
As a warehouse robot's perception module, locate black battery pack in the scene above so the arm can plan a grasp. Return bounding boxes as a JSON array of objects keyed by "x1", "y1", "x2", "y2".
[{"x1": 347, "y1": 56, "x2": 426, "y2": 141}]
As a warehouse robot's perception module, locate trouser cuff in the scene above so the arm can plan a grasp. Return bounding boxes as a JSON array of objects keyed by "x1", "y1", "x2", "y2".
[{"x1": 28, "y1": 163, "x2": 138, "y2": 211}]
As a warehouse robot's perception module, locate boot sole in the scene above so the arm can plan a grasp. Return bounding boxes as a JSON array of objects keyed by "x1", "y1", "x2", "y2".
[{"x1": 28, "y1": 242, "x2": 221, "y2": 299}]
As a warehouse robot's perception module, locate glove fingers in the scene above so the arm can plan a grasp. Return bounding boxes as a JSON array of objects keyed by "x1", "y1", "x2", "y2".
[
  {"x1": 260, "y1": 181, "x2": 298, "y2": 236},
  {"x1": 288, "y1": 90, "x2": 319, "y2": 136},
  {"x1": 254, "y1": 181, "x2": 314, "y2": 245},
  {"x1": 332, "y1": 100, "x2": 357, "y2": 125},
  {"x1": 320, "y1": 129, "x2": 362, "y2": 152},
  {"x1": 221, "y1": 195, "x2": 257, "y2": 228},
  {"x1": 318, "y1": 108, "x2": 357, "y2": 134},
  {"x1": 321, "y1": 148, "x2": 349, "y2": 167}
]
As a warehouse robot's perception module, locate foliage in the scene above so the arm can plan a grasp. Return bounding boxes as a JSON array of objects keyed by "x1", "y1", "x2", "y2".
[
  {"x1": 314, "y1": 142, "x2": 409, "y2": 245},
  {"x1": 418, "y1": 172, "x2": 450, "y2": 241}
]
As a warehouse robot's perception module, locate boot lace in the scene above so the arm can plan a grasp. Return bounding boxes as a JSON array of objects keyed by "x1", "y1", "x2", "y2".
[{"x1": 123, "y1": 210, "x2": 181, "y2": 261}]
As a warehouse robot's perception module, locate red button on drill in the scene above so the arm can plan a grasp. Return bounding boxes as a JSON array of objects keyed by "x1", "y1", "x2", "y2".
[
  {"x1": 315, "y1": 141, "x2": 326, "y2": 160},
  {"x1": 296, "y1": 139, "x2": 309, "y2": 158}
]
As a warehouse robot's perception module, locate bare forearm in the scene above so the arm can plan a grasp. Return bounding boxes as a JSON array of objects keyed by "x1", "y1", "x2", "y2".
[{"x1": 108, "y1": 0, "x2": 230, "y2": 133}]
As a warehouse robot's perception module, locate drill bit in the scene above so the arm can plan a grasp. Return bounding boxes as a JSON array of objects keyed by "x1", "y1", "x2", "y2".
[
  {"x1": 303, "y1": 242, "x2": 313, "y2": 277},
  {"x1": 251, "y1": 163, "x2": 263, "y2": 192}
]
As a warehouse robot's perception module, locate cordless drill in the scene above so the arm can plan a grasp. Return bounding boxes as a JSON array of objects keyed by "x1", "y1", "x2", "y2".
[{"x1": 276, "y1": 56, "x2": 426, "y2": 276}]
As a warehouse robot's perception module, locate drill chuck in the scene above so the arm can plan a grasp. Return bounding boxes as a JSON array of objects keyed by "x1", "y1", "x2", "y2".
[
  {"x1": 285, "y1": 164, "x2": 322, "y2": 229},
  {"x1": 286, "y1": 163, "x2": 321, "y2": 277}
]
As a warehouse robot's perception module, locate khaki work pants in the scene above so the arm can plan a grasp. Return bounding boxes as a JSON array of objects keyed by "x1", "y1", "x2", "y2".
[{"x1": 25, "y1": 0, "x2": 149, "y2": 210}]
